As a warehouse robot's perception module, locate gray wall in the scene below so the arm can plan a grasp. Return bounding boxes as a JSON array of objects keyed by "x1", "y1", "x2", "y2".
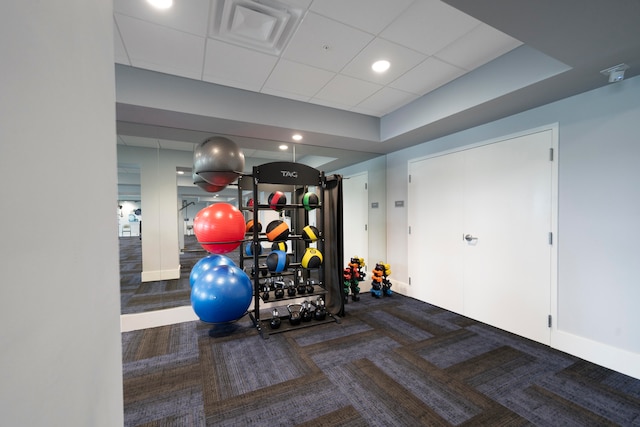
[
  {"x1": 381, "y1": 75, "x2": 640, "y2": 377},
  {"x1": 333, "y1": 155, "x2": 388, "y2": 266},
  {"x1": 0, "y1": 2, "x2": 123, "y2": 426}
]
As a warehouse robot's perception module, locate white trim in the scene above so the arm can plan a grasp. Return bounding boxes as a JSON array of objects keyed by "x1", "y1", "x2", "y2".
[
  {"x1": 552, "y1": 330, "x2": 640, "y2": 380},
  {"x1": 141, "y1": 268, "x2": 181, "y2": 282},
  {"x1": 120, "y1": 305, "x2": 198, "y2": 332}
]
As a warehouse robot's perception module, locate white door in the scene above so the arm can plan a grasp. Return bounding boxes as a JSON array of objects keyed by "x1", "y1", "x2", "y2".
[
  {"x1": 462, "y1": 130, "x2": 553, "y2": 344},
  {"x1": 408, "y1": 128, "x2": 555, "y2": 345},
  {"x1": 408, "y1": 152, "x2": 465, "y2": 312},
  {"x1": 343, "y1": 172, "x2": 368, "y2": 268}
]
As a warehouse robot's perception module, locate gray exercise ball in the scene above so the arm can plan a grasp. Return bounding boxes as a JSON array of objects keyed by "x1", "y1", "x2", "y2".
[
  {"x1": 193, "y1": 136, "x2": 245, "y2": 186},
  {"x1": 193, "y1": 172, "x2": 226, "y2": 193}
]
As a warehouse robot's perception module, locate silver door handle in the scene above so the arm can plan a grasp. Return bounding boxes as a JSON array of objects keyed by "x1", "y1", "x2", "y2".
[{"x1": 464, "y1": 234, "x2": 477, "y2": 242}]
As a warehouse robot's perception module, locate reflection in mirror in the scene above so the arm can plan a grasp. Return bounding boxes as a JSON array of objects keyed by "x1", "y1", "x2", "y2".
[{"x1": 117, "y1": 134, "x2": 382, "y2": 315}]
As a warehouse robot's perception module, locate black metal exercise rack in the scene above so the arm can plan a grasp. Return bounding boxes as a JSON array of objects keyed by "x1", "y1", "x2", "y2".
[{"x1": 238, "y1": 162, "x2": 341, "y2": 338}]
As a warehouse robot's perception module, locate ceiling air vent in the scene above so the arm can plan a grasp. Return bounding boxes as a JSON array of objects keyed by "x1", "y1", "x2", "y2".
[{"x1": 210, "y1": 0, "x2": 303, "y2": 55}]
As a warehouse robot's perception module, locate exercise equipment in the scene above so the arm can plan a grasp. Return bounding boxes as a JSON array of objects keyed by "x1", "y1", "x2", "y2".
[
  {"x1": 266, "y1": 250, "x2": 289, "y2": 273},
  {"x1": 193, "y1": 136, "x2": 245, "y2": 187},
  {"x1": 268, "y1": 191, "x2": 287, "y2": 211},
  {"x1": 245, "y1": 219, "x2": 262, "y2": 233},
  {"x1": 265, "y1": 220, "x2": 289, "y2": 242},
  {"x1": 190, "y1": 264, "x2": 252, "y2": 323},
  {"x1": 269, "y1": 309, "x2": 281, "y2": 329},
  {"x1": 302, "y1": 191, "x2": 319, "y2": 211},
  {"x1": 193, "y1": 172, "x2": 225, "y2": 193},
  {"x1": 300, "y1": 300, "x2": 313, "y2": 322},
  {"x1": 370, "y1": 262, "x2": 393, "y2": 298},
  {"x1": 271, "y1": 241, "x2": 287, "y2": 252},
  {"x1": 343, "y1": 256, "x2": 365, "y2": 302},
  {"x1": 244, "y1": 242, "x2": 262, "y2": 256},
  {"x1": 194, "y1": 203, "x2": 245, "y2": 254},
  {"x1": 301, "y1": 225, "x2": 320, "y2": 242},
  {"x1": 301, "y1": 247, "x2": 323, "y2": 268},
  {"x1": 313, "y1": 296, "x2": 326, "y2": 321},
  {"x1": 287, "y1": 303, "x2": 302, "y2": 325},
  {"x1": 189, "y1": 254, "x2": 236, "y2": 288}
]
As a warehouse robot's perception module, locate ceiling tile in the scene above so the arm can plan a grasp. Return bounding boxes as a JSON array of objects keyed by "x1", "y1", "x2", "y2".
[
  {"x1": 116, "y1": 14, "x2": 206, "y2": 80},
  {"x1": 341, "y1": 38, "x2": 427, "y2": 85},
  {"x1": 114, "y1": 0, "x2": 210, "y2": 37},
  {"x1": 263, "y1": 59, "x2": 336, "y2": 97},
  {"x1": 309, "y1": 0, "x2": 414, "y2": 34},
  {"x1": 355, "y1": 87, "x2": 419, "y2": 116},
  {"x1": 282, "y1": 12, "x2": 374, "y2": 72},
  {"x1": 390, "y1": 57, "x2": 465, "y2": 95},
  {"x1": 202, "y1": 39, "x2": 279, "y2": 91},
  {"x1": 435, "y1": 23, "x2": 523, "y2": 71},
  {"x1": 260, "y1": 87, "x2": 311, "y2": 102},
  {"x1": 380, "y1": 0, "x2": 479, "y2": 56},
  {"x1": 312, "y1": 74, "x2": 383, "y2": 107},
  {"x1": 113, "y1": 19, "x2": 130, "y2": 65}
]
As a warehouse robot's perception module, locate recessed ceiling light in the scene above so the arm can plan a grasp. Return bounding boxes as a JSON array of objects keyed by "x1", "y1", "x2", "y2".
[
  {"x1": 372, "y1": 60, "x2": 390, "y2": 73},
  {"x1": 292, "y1": 134, "x2": 303, "y2": 141},
  {"x1": 147, "y1": 0, "x2": 173, "y2": 10},
  {"x1": 176, "y1": 170, "x2": 184, "y2": 175},
  {"x1": 279, "y1": 144, "x2": 288, "y2": 150}
]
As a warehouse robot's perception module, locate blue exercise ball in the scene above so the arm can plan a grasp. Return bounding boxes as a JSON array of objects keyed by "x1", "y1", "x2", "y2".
[
  {"x1": 191, "y1": 264, "x2": 253, "y2": 323},
  {"x1": 189, "y1": 254, "x2": 236, "y2": 288}
]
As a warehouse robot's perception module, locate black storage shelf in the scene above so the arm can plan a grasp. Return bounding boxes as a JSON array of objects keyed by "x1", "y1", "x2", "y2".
[{"x1": 239, "y1": 161, "x2": 340, "y2": 338}]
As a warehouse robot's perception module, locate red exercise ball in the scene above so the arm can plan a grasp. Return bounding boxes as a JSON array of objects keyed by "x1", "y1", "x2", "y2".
[{"x1": 194, "y1": 203, "x2": 245, "y2": 254}]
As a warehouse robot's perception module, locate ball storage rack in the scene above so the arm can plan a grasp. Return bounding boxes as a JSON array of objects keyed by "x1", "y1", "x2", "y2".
[{"x1": 238, "y1": 162, "x2": 342, "y2": 338}]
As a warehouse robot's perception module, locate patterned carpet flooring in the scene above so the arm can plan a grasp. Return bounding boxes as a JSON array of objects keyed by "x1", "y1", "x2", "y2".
[{"x1": 122, "y1": 295, "x2": 640, "y2": 426}]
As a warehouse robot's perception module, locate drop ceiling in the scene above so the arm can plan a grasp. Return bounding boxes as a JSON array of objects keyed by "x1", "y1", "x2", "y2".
[{"x1": 114, "y1": 0, "x2": 640, "y2": 195}]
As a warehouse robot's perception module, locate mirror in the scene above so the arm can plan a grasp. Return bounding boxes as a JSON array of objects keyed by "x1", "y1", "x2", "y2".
[{"x1": 117, "y1": 133, "x2": 382, "y2": 315}]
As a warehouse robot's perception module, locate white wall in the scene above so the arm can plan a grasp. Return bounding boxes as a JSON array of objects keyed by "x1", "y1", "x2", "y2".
[
  {"x1": 333, "y1": 156, "x2": 387, "y2": 268},
  {"x1": 384, "y1": 75, "x2": 640, "y2": 378},
  {"x1": 0, "y1": 2, "x2": 123, "y2": 426}
]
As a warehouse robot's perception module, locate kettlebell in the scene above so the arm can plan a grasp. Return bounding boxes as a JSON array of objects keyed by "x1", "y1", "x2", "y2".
[
  {"x1": 287, "y1": 285, "x2": 297, "y2": 297},
  {"x1": 314, "y1": 297, "x2": 326, "y2": 321},
  {"x1": 274, "y1": 288, "x2": 284, "y2": 299},
  {"x1": 301, "y1": 301, "x2": 313, "y2": 322},
  {"x1": 305, "y1": 283, "x2": 315, "y2": 294},
  {"x1": 269, "y1": 309, "x2": 281, "y2": 329},
  {"x1": 297, "y1": 283, "x2": 307, "y2": 294},
  {"x1": 287, "y1": 304, "x2": 302, "y2": 326}
]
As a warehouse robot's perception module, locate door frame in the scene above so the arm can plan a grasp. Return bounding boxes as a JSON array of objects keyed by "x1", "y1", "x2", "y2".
[{"x1": 407, "y1": 123, "x2": 558, "y2": 343}]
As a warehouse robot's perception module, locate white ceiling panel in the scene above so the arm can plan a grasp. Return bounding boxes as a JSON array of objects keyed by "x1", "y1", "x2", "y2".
[
  {"x1": 341, "y1": 38, "x2": 427, "y2": 85},
  {"x1": 313, "y1": 74, "x2": 383, "y2": 106},
  {"x1": 202, "y1": 39, "x2": 279, "y2": 91},
  {"x1": 263, "y1": 59, "x2": 335, "y2": 97},
  {"x1": 309, "y1": 0, "x2": 414, "y2": 35},
  {"x1": 435, "y1": 23, "x2": 523, "y2": 71},
  {"x1": 355, "y1": 87, "x2": 419, "y2": 116},
  {"x1": 282, "y1": 12, "x2": 374, "y2": 72},
  {"x1": 114, "y1": 0, "x2": 211, "y2": 37},
  {"x1": 380, "y1": 0, "x2": 479, "y2": 56},
  {"x1": 115, "y1": 14, "x2": 206, "y2": 80},
  {"x1": 390, "y1": 56, "x2": 466, "y2": 95}
]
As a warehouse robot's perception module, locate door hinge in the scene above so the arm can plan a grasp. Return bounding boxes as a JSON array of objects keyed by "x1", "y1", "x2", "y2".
[
  {"x1": 408, "y1": 226, "x2": 412, "y2": 235},
  {"x1": 548, "y1": 232, "x2": 553, "y2": 245},
  {"x1": 365, "y1": 224, "x2": 368, "y2": 231},
  {"x1": 408, "y1": 277, "x2": 411, "y2": 285},
  {"x1": 549, "y1": 148, "x2": 554, "y2": 161},
  {"x1": 548, "y1": 314, "x2": 552, "y2": 328},
  {"x1": 365, "y1": 182, "x2": 368, "y2": 190},
  {"x1": 409, "y1": 174, "x2": 412, "y2": 183}
]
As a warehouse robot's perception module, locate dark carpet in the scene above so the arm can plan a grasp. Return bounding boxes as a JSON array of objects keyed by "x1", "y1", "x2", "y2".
[{"x1": 122, "y1": 292, "x2": 640, "y2": 426}]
